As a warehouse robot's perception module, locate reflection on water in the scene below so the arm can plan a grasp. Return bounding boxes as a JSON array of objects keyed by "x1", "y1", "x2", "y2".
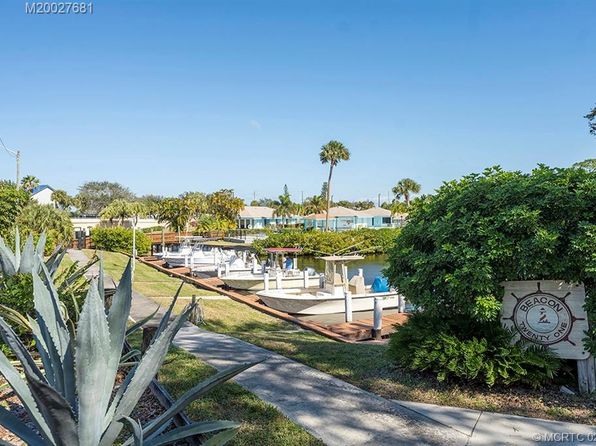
[{"x1": 297, "y1": 254, "x2": 389, "y2": 284}]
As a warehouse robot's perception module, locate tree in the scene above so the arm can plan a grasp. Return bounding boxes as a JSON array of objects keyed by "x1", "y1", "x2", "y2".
[
  {"x1": 273, "y1": 185, "x2": 295, "y2": 225},
  {"x1": 205, "y1": 189, "x2": 244, "y2": 224},
  {"x1": 573, "y1": 158, "x2": 596, "y2": 173},
  {"x1": 304, "y1": 194, "x2": 326, "y2": 215},
  {"x1": 16, "y1": 203, "x2": 74, "y2": 253},
  {"x1": 75, "y1": 181, "x2": 135, "y2": 216},
  {"x1": 20, "y1": 175, "x2": 39, "y2": 193},
  {"x1": 51, "y1": 189, "x2": 74, "y2": 211},
  {"x1": 139, "y1": 194, "x2": 165, "y2": 218},
  {"x1": 99, "y1": 200, "x2": 147, "y2": 226},
  {"x1": 386, "y1": 165, "x2": 595, "y2": 333},
  {"x1": 0, "y1": 183, "x2": 30, "y2": 239},
  {"x1": 250, "y1": 198, "x2": 277, "y2": 207},
  {"x1": 392, "y1": 178, "x2": 421, "y2": 206},
  {"x1": 585, "y1": 105, "x2": 596, "y2": 136},
  {"x1": 319, "y1": 141, "x2": 350, "y2": 230}
]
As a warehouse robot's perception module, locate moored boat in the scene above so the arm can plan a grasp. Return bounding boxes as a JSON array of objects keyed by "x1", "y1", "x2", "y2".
[{"x1": 256, "y1": 255, "x2": 402, "y2": 315}]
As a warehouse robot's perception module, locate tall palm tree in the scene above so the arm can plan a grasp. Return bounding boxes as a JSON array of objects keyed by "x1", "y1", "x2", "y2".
[
  {"x1": 319, "y1": 140, "x2": 350, "y2": 230},
  {"x1": 392, "y1": 178, "x2": 421, "y2": 206},
  {"x1": 21, "y1": 175, "x2": 40, "y2": 193}
]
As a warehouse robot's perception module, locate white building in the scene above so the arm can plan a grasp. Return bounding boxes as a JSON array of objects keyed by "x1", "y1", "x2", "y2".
[{"x1": 30, "y1": 185, "x2": 56, "y2": 207}]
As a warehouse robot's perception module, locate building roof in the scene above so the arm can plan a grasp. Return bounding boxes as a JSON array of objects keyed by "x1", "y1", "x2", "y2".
[
  {"x1": 31, "y1": 184, "x2": 54, "y2": 195},
  {"x1": 305, "y1": 206, "x2": 392, "y2": 219},
  {"x1": 238, "y1": 206, "x2": 275, "y2": 219},
  {"x1": 357, "y1": 206, "x2": 392, "y2": 217}
]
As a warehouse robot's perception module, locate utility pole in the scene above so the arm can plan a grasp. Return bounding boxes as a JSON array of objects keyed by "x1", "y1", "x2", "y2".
[
  {"x1": 0, "y1": 137, "x2": 20, "y2": 187},
  {"x1": 301, "y1": 191, "x2": 304, "y2": 204},
  {"x1": 378, "y1": 193, "x2": 381, "y2": 207}
]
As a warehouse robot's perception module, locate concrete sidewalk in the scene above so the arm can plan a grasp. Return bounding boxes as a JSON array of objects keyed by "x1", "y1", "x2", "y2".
[{"x1": 69, "y1": 250, "x2": 596, "y2": 446}]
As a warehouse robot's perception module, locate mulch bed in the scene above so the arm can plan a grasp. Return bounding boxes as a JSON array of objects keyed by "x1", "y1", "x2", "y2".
[{"x1": 0, "y1": 371, "x2": 187, "y2": 444}]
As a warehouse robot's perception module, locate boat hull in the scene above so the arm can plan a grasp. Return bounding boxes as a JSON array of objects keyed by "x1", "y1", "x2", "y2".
[
  {"x1": 257, "y1": 290, "x2": 400, "y2": 315},
  {"x1": 221, "y1": 275, "x2": 312, "y2": 291}
]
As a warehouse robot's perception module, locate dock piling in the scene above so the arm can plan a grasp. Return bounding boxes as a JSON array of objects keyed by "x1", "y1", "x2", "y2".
[
  {"x1": 263, "y1": 272, "x2": 270, "y2": 291},
  {"x1": 344, "y1": 290, "x2": 353, "y2": 322},
  {"x1": 303, "y1": 269, "x2": 309, "y2": 288},
  {"x1": 275, "y1": 270, "x2": 283, "y2": 289},
  {"x1": 373, "y1": 297, "x2": 383, "y2": 339}
]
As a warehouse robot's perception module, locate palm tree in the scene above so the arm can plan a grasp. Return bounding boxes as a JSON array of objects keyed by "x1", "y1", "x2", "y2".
[
  {"x1": 392, "y1": 178, "x2": 421, "y2": 206},
  {"x1": 303, "y1": 194, "x2": 326, "y2": 215},
  {"x1": 273, "y1": 185, "x2": 295, "y2": 226},
  {"x1": 21, "y1": 175, "x2": 40, "y2": 193},
  {"x1": 51, "y1": 189, "x2": 73, "y2": 210},
  {"x1": 319, "y1": 140, "x2": 350, "y2": 230}
]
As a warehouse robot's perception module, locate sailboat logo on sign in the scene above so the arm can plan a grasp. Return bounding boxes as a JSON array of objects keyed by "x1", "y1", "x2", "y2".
[{"x1": 503, "y1": 283, "x2": 580, "y2": 346}]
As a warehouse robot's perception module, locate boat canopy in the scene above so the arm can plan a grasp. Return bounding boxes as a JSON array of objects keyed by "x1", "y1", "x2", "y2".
[
  {"x1": 318, "y1": 255, "x2": 364, "y2": 262},
  {"x1": 265, "y1": 248, "x2": 303, "y2": 254}
]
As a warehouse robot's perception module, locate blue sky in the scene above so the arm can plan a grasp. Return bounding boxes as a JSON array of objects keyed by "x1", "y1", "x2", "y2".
[{"x1": 0, "y1": 0, "x2": 594, "y2": 203}]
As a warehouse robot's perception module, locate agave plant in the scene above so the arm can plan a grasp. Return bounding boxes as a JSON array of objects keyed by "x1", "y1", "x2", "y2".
[
  {"x1": 0, "y1": 230, "x2": 66, "y2": 278},
  {"x1": 0, "y1": 229, "x2": 99, "y2": 334},
  {"x1": 0, "y1": 253, "x2": 255, "y2": 445}
]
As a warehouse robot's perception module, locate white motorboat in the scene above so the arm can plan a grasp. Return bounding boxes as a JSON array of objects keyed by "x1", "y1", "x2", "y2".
[
  {"x1": 256, "y1": 255, "x2": 402, "y2": 315},
  {"x1": 220, "y1": 247, "x2": 321, "y2": 291},
  {"x1": 163, "y1": 242, "x2": 233, "y2": 268}
]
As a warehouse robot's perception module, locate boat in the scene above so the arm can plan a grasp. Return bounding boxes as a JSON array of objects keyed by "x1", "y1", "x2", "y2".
[
  {"x1": 220, "y1": 247, "x2": 321, "y2": 291},
  {"x1": 163, "y1": 241, "x2": 233, "y2": 268},
  {"x1": 256, "y1": 255, "x2": 401, "y2": 315}
]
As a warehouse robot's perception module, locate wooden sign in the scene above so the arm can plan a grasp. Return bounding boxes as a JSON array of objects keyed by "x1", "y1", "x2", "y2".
[{"x1": 500, "y1": 281, "x2": 589, "y2": 360}]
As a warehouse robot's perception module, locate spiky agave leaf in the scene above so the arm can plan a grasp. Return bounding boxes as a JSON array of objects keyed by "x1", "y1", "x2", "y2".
[
  {"x1": 99, "y1": 305, "x2": 194, "y2": 446},
  {"x1": 76, "y1": 280, "x2": 112, "y2": 445},
  {"x1": 33, "y1": 260, "x2": 76, "y2": 408},
  {"x1": 18, "y1": 234, "x2": 35, "y2": 274},
  {"x1": 141, "y1": 361, "x2": 258, "y2": 440},
  {"x1": 143, "y1": 421, "x2": 238, "y2": 446}
]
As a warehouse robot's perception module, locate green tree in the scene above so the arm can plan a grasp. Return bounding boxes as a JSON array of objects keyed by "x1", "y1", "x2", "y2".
[
  {"x1": 51, "y1": 189, "x2": 74, "y2": 211},
  {"x1": 0, "y1": 183, "x2": 30, "y2": 239},
  {"x1": 573, "y1": 158, "x2": 596, "y2": 173},
  {"x1": 20, "y1": 175, "x2": 39, "y2": 193},
  {"x1": 392, "y1": 178, "x2": 421, "y2": 206},
  {"x1": 585, "y1": 104, "x2": 596, "y2": 136},
  {"x1": 75, "y1": 181, "x2": 135, "y2": 216},
  {"x1": 100, "y1": 200, "x2": 148, "y2": 226},
  {"x1": 303, "y1": 194, "x2": 326, "y2": 215},
  {"x1": 319, "y1": 140, "x2": 350, "y2": 231},
  {"x1": 386, "y1": 165, "x2": 595, "y2": 344},
  {"x1": 139, "y1": 194, "x2": 164, "y2": 218},
  {"x1": 206, "y1": 189, "x2": 244, "y2": 224},
  {"x1": 273, "y1": 185, "x2": 295, "y2": 225},
  {"x1": 16, "y1": 203, "x2": 74, "y2": 253}
]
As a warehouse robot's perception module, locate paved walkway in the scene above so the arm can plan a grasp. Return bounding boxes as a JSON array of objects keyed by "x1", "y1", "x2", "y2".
[{"x1": 69, "y1": 250, "x2": 596, "y2": 446}]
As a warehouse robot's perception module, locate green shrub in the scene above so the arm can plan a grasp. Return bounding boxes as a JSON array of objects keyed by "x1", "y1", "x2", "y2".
[
  {"x1": 388, "y1": 313, "x2": 560, "y2": 388},
  {"x1": 91, "y1": 226, "x2": 151, "y2": 254},
  {"x1": 0, "y1": 183, "x2": 30, "y2": 240},
  {"x1": 386, "y1": 165, "x2": 595, "y2": 349},
  {"x1": 252, "y1": 228, "x2": 401, "y2": 256},
  {"x1": 16, "y1": 203, "x2": 74, "y2": 254}
]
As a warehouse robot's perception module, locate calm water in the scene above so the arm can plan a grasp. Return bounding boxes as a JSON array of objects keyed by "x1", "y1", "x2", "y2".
[{"x1": 297, "y1": 254, "x2": 389, "y2": 283}]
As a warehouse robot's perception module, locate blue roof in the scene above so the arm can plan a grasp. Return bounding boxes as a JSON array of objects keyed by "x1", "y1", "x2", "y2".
[{"x1": 31, "y1": 184, "x2": 54, "y2": 195}]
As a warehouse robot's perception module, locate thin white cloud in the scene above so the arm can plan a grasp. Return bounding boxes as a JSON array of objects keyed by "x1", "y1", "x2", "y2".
[{"x1": 249, "y1": 119, "x2": 261, "y2": 130}]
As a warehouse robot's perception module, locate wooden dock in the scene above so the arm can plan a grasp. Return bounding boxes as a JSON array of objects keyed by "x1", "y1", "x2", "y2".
[{"x1": 138, "y1": 256, "x2": 408, "y2": 343}]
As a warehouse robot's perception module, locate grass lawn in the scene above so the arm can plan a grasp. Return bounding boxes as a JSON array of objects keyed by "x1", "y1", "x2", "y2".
[
  {"x1": 97, "y1": 252, "x2": 596, "y2": 425},
  {"x1": 82, "y1": 249, "x2": 218, "y2": 298},
  {"x1": 124, "y1": 334, "x2": 322, "y2": 446}
]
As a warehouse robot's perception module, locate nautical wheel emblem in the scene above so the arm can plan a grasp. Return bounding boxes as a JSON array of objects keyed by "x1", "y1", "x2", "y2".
[{"x1": 502, "y1": 282, "x2": 583, "y2": 346}]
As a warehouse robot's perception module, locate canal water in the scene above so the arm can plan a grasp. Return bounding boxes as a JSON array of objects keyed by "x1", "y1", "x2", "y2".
[{"x1": 297, "y1": 254, "x2": 389, "y2": 283}]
